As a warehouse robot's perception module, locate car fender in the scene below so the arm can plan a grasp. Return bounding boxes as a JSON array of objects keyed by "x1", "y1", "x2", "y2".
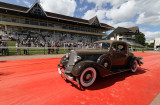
[
  {"x1": 97, "y1": 54, "x2": 112, "y2": 70},
  {"x1": 71, "y1": 60, "x2": 112, "y2": 77},
  {"x1": 130, "y1": 56, "x2": 142, "y2": 66},
  {"x1": 97, "y1": 54, "x2": 110, "y2": 63}
]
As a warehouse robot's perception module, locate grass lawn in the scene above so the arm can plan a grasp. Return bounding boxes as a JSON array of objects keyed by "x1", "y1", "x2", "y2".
[{"x1": 7, "y1": 41, "x2": 16, "y2": 46}]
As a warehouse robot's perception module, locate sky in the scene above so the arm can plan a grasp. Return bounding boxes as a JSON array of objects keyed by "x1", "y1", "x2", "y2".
[{"x1": 0, "y1": 0, "x2": 160, "y2": 40}]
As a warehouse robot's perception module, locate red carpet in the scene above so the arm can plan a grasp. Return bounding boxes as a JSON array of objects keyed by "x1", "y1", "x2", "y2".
[{"x1": 0, "y1": 52, "x2": 160, "y2": 105}]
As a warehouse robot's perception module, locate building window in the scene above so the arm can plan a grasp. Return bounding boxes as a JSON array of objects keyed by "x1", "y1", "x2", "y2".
[
  {"x1": 62, "y1": 25, "x2": 67, "y2": 29},
  {"x1": 40, "y1": 22, "x2": 47, "y2": 26},
  {"x1": 6, "y1": 17, "x2": 11, "y2": 22},
  {"x1": 12, "y1": 18, "x2": 19, "y2": 23},
  {"x1": 1, "y1": 16, "x2": 5, "y2": 21},
  {"x1": 25, "y1": 19, "x2": 30, "y2": 24},
  {"x1": 2, "y1": 16, "x2": 11, "y2": 22},
  {"x1": 30, "y1": 20, "x2": 39, "y2": 25},
  {"x1": 70, "y1": 27, "x2": 74, "y2": 30},
  {"x1": 48, "y1": 23, "x2": 54, "y2": 27},
  {"x1": 20, "y1": 19, "x2": 25, "y2": 24}
]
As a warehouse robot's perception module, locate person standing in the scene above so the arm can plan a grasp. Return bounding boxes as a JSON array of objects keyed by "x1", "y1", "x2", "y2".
[
  {"x1": 2, "y1": 42, "x2": 8, "y2": 56},
  {"x1": 48, "y1": 42, "x2": 51, "y2": 54},
  {"x1": 27, "y1": 41, "x2": 31, "y2": 55},
  {"x1": 56, "y1": 43, "x2": 59, "y2": 54},
  {"x1": 23, "y1": 42, "x2": 27, "y2": 55},
  {"x1": 16, "y1": 41, "x2": 21, "y2": 55},
  {"x1": 50, "y1": 45, "x2": 54, "y2": 54}
]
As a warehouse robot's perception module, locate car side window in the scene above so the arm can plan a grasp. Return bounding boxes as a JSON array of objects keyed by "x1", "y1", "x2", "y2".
[
  {"x1": 102, "y1": 43, "x2": 110, "y2": 49},
  {"x1": 117, "y1": 44, "x2": 126, "y2": 52},
  {"x1": 112, "y1": 43, "x2": 126, "y2": 53}
]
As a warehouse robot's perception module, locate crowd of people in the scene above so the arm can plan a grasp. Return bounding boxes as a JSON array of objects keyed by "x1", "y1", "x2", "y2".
[
  {"x1": 0, "y1": 29, "x2": 99, "y2": 55},
  {"x1": 0, "y1": 37, "x2": 94, "y2": 56}
]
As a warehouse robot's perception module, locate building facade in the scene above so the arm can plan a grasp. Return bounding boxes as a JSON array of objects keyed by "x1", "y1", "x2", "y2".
[
  {"x1": 0, "y1": 1, "x2": 113, "y2": 44},
  {"x1": 154, "y1": 37, "x2": 160, "y2": 50},
  {"x1": 106, "y1": 26, "x2": 142, "y2": 46},
  {"x1": 145, "y1": 40, "x2": 154, "y2": 45}
]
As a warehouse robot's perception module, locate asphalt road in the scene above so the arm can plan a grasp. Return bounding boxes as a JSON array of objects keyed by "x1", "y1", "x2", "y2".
[{"x1": 0, "y1": 52, "x2": 160, "y2": 105}]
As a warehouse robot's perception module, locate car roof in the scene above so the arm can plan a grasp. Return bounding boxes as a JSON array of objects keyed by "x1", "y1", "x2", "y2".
[{"x1": 94, "y1": 40, "x2": 127, "y2": 44}]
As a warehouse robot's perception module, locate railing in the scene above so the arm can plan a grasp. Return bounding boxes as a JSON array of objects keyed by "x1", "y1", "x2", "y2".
[
  {"x1": 0, "y1": 47, "x2": 83, "y2": 56},
  {"x1": 0, "y1": 47, "x2": 158, "y2": 56},
  {"x1": 129, "y1": 48, "x2": 155, "y2": 52}
]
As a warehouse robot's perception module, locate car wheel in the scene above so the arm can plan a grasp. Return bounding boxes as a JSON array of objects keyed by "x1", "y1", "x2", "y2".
[
  {"x1": 79, "y1": 67, "x2": 97, "y2": 88},
  {"x1": 101, "y1": 57, "x2": 111, "y2": 70},
  {"x1": 131, "y1": 60, "x2": 138, "y2": 72}
]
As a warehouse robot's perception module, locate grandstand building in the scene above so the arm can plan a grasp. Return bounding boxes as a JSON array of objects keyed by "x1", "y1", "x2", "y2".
[{"x1": 0, "y1": 1, "x2": 114, "y2": 43}]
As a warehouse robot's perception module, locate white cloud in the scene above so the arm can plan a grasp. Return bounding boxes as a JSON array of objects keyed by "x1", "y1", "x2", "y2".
[
  {"x1": 85, "y1": 0, "x2": 160, "y2": 26},
  {"x1": 78, "y1": 6, "x2": 87, "y2": 12},
  {"x1": 102, "y1": 20, "x2": 135, "y2": 28},
  {"x1": 23, "y1": 0, "x2": 32, "y2": 7},
  {"x1": 87, "y1": 0, "x2": 127, "y2": 8},
  {"x1": 87, "y1": 0, "x2": 108, "y2": 8},
  {"x1": 16, "y1": 0, "x2": 20, "y2": 3},
  {"x1": 82, "y1": 9, "x2": 106, "y2": 21},
  {"x1": 106, "y1": 0, "x2": 160, "y2": 25},
  {"x1": 135, "y1": 0, "x2": 160, "y2": 26},
  {"x1": 136, "y1": 13, "x2": 160, "y2": 26},
  {"x1": 143, "y1": 31, "x2": 160, "y2": 40},
  {"x1": 84, "y1": 0, "x2": 137, "y2": 22},
  {"x1": 40, "y1": 0, "x2": 77, "y2": 16},
  {"x1": 113, "y1": 22, "x2": 135, "y2": 28},
  {"x1": 106, "y1": 0, "x2": 136, "y2": 21},
  {"x1": 110, "y1": 0, "x2": 127, "y2": 8},
  {"x1": 82, "y1": 9, "x2": 96, "y2": 20}
]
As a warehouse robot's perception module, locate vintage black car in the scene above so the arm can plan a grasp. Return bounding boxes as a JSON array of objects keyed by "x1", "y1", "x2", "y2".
[{"x1": 58, "y1": 40, "x2": 143, "y2": 88}]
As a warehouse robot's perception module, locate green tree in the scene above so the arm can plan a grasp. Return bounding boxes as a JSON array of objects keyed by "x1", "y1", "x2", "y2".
[
  {"x1": 148, "y1": 43, "x2": 154, "y2": 48},
  {"x1": 135, "y1": 33, "x2": 146, "y2": 46}
]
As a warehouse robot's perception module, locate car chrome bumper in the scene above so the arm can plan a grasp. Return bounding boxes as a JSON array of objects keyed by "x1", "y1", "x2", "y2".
[{"x1": 57, "y1": 64, "x2": 74, "y2": 81}]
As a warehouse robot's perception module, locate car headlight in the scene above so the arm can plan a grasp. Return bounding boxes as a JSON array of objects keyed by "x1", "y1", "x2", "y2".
[
  {"x1": 74, "y1": 56, "x2": 82, "y2": 62},
  {"x1": 66, "y1": 53, "x2": 70, "y2": 58}
]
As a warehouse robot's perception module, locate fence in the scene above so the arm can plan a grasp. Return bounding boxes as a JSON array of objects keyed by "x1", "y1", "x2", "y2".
[
  {"x1": 129, "y1": 48, "x2": 155, "y2": 52},
  {"x1": 0, "y1": 46, "x2": 84, "y2": 56},
  {"x1": 0, "y1": 47, "x2": 157, "y2": 56}
]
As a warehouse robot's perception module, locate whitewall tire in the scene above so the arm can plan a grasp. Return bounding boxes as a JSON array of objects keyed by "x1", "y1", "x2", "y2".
[
  {"x1": 79, "y1": 67, "x2": 97, "y2": 87},
  {"x1": 131, "y1": 60, "x2": 138, "y2": 72}
]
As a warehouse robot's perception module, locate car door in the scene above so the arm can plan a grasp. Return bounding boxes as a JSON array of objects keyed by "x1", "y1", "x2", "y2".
[
  {"x1": 110, "y1": 43, "x2": 119, "y2": 65},
  {"x1": 111, "y1": 43, "x2": 127, "y2": 65},
  {"x1": 116, "y1": 43, "x2": 128, "y2": 65}
]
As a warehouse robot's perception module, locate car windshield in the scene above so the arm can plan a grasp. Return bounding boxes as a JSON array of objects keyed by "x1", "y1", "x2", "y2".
[{"x1": 93, "y1": 43, "x2": 110, "y2": 50}]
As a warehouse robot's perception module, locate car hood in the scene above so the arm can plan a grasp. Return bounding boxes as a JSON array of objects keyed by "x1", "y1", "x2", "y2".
[{"x1": 74, "y1": 49, "x2": 109, "y2": 56}]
